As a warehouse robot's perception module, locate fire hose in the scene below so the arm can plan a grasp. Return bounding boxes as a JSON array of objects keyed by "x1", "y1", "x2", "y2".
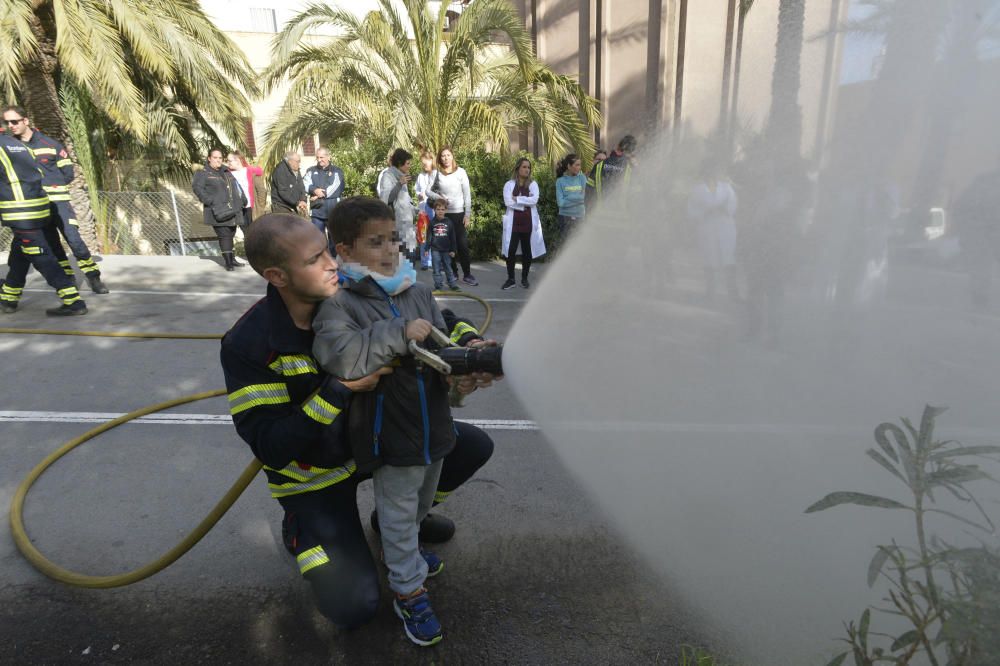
[{"x1": 6, "y1": 290, "x2": 493, "y2": 589}]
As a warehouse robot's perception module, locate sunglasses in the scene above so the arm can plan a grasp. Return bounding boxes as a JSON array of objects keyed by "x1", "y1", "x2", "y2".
[{"x1": 3, "y1": 118, "x2": 25, "y2": 126}]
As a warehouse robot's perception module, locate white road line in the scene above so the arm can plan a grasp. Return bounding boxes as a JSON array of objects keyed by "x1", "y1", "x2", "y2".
[
  {"x1": 18, "y1": 412, "x2": 991, "y2": 438},
  {"x1": 20, "y1": 288, "x2": 527, "y2": 303},
  {"x1": 0, "y1": 411, "x2": 539, "y2": 430}
]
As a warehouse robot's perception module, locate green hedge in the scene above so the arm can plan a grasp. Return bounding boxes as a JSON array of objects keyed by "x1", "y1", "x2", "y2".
[{"x1": 328, "y1": 141, "x2": 563, "y2": 261}]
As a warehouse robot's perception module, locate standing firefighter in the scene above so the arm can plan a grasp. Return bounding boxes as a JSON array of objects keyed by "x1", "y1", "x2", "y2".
[
  {"x1": 0, "y1": 134, "x2": 87, "y2": 315},
  {"x1": 1, "y1": 105, "x2": 109, "y2": 294}
]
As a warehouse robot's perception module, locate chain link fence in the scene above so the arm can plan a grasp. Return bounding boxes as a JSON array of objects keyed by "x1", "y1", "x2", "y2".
[
  {"x1": 96, "y1": 191, "x2": 231, "y2": 256},
  {"x1": 0, "y1": 191, "x2": 243, "y2": 257}
]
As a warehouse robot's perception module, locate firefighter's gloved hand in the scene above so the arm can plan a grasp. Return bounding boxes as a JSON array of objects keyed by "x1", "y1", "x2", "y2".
[{"x1": 448, "y1": 339, "x2": 503, "y2": 395}]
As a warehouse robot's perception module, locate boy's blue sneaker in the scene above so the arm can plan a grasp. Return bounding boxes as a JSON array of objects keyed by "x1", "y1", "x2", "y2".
[
  {"x1": 393, "y1": 588, "x2": 443, "y2": 646},
  {"x1": 421, "y1": 547, "x2": 444, "y2": 577}
]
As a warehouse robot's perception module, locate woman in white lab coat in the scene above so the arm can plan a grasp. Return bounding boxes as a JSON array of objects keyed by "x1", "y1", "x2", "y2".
[{"x1": 501, "y1": 157, "x2": 546, "y2": 289}]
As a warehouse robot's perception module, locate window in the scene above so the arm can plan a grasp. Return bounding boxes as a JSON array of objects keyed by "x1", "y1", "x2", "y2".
[
  {"x1": 249, "y1": 7, "x2": 277, "y2": 33},
  {"x1": 302, "y1": 135, "x2": 316, "y2": 156}
]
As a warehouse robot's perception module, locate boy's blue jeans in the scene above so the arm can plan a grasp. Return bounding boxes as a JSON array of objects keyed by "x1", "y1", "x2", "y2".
[{"x1": 431, "y1": 249, "x2": 457, "y2": 289}]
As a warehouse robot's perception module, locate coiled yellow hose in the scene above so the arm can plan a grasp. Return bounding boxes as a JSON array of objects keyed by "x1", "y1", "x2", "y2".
[{"x1": 7, "y1": 290, "x2": 492, "y2": 588}]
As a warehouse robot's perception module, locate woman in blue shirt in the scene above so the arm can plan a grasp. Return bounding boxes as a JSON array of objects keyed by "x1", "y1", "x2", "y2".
[{"x1": 555, "y1": 154, "x2": 586, "y2": 243}]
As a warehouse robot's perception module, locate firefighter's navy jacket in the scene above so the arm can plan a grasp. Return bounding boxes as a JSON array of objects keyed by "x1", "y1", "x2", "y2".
[
  {"x1": 221, "y1": 284, "x2": 357, "y2": 500},
  {"x1": 23, "y1": 129, "x2": 74, "y2": 202},
  {"x1": 0, "y1": 135, "x2": 50, "y2": 229},
  {"x1": 221, "y1": 285, "x2": 485, "y2": 499}
]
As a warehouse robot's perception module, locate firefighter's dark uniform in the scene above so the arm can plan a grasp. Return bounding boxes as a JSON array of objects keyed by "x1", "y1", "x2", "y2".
[
  {"x1": 22, "y1": 128, "x2": 105, "y2": 285},
  {"x1": 220, "y1": 285, "x2": 493, "y2": 628},
  {"x1": 0, "y1": 135, "x2": 86, "y2": 314}
]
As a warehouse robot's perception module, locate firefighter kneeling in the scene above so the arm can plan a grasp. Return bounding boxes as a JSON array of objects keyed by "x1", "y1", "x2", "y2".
[{"x1": 220, "y1": 210, "x2": 498, "y2": 641}]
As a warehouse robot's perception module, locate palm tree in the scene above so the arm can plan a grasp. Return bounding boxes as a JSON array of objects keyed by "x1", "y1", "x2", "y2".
[
  {"x1": 767, "y1": 0, "x2": 807, "y2": 159},
  {"x1": 727, "y1": 0, "x2": 756, "y2": 146},
  {"x1": 260, "y1": 0, "x2": 601, "y2": 168},
  {"x1": 1, "y1": 0, "x2": 259, "y2": 248}
]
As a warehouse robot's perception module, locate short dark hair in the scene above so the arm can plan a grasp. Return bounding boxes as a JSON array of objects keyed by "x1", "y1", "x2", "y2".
[
  {"x1": 244, "y1": 213, "x2": 314, "y2": 274},
  {"x1": 390, "y1": 148, "x2": 412, "y2": 168},
  {"x1": 208, "y1": 147, "x2": 224, "y2": 158},
  {"x1": 1, "y1": 105, "x2": 27, "y2": 119},
  {"x1": 432, "y1": 198, "x2": 448, "y2": 210},
  {"x1": 328, "y1": 196, "x2": 395, "y2": 249},
  {"x1": 619, "y1": 135, "x2": 637, "y2": 152}
]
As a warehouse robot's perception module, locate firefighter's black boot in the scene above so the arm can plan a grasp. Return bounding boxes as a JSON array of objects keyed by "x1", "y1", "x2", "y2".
[
  {"x1": 46, "y1": 302, "x2": 88, "y2": 316},
  {"x1": 222, "y1": 252, "x2": 235, "y2": 271},
  {"x1": 86, "y1": 274, "x2": 110, "y2": 294}
]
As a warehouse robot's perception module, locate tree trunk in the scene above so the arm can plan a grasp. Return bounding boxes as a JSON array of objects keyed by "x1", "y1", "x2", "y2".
[
  {"x1": 728, "y1": 6, "x2": 747, "y2": 154},
  {"x1": 719, "y1": 0, "x2": 738, "y2": 138},
  {"x1": 23, "y1": 10, "x2": 101, "y2": 252},
  {"x1": 767, "y1": 0, "x2": 807, "y2": 160}
]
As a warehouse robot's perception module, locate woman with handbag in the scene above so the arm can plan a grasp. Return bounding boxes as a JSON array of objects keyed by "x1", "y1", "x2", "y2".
[{"x1": 192, "y1": 148, "x2": 247, "y2": 271}]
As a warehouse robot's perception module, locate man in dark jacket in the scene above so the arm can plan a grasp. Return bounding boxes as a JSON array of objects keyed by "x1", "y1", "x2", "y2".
[
  {"x1": 220, "y1": 211, "x2": 496, "y2": 637},
  {"x1": 270, "y1": 151, "x2": 308, "y2": 215},
  {"x1": 0, "y1": 134, "x2": 87, "y2": 315},
  {"x1": 2, "y1": 105, "x2": 109, "y2": 294},
  {"x1": 192, "y1": 148, "x2": 247, "y2": 271},
  {"x1": 303, "y1": 147, "x2": 345, "y2": 234}
]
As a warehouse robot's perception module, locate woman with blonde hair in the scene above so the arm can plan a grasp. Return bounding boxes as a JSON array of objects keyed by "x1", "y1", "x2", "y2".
[{"x1": 435, "y1": 147, "x2": 476, "y2": 285}]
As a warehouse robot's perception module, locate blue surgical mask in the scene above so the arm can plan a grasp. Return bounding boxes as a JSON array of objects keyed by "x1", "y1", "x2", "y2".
[{"x1": 338, "y1": 254, "x2": 417, "y2": 296}]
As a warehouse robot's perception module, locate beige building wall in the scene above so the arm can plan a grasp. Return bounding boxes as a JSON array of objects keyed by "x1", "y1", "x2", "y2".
[{"x1": 526, "y1": 0, "x2": 845, "y2": 160}]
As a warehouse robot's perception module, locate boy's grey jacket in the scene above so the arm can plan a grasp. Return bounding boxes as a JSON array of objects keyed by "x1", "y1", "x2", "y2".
[{"x1": 312, "y1": 276, "x2": 455, "y2": 472}]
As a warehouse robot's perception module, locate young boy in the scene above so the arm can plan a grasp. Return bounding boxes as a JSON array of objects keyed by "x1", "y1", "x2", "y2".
[
  {"x1": 312, "y1": 196, "x2": 456, "y2": 647},
  {"x1": 425, "y1": 199, "x2": 460, "y2": 291}
]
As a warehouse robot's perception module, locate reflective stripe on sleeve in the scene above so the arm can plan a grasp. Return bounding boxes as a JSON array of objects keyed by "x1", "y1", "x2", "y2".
[
  {"x1": 265, "y1": 460, "x2": 357, "y2": 498},
  {"x1": 228, "y1": 383, "x2": 290, "y2": 415},
  {"x1": 449, "y1": 321, "x2": 480, "y2": 344},
  {"x1": 296, "y1": 546, "x2": 329, "y2": 575},
  {"x1": 434, "y1": 490, "x2": 451, "y2": 504},
  {"x1": 302, "y1": 392, "x2": 341, "y2": 425},
  {"x1": 56, "y1": 159, "x2": 73, "y2": 168},
  {"x1": 268, "y1": 354, "x2": 318, "y2": 376}
]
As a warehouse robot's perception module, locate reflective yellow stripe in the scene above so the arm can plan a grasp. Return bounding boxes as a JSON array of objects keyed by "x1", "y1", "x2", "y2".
[
  {"x1": 32, "y1": 148, "x2": 57, "y2": 156},
  {"x1": 56, "y1": 159, "x2": 73, "y2": 168},
  {"x1": 48, "y1": 194, "x2": 71, "y2": 202},
  {"x1": 1, "y1": 285, "x2": 23, "y2": 294},
  {"x1": 42, "y1": 184, "x2": 69, "y2": 192},
  {"x1": 434, "y1": 490, "x2": 451, "y2": 504},
  {"x1": 268, "y1": 354, "x2": 318, "y2": 376},
  {"x1": 0, "y1": 147, "x2": 25, "y2": 200},
  {"x1": 21, "y1": 246, "x2": 42, "y2": 255},
  {"x1": 266, "y1": 460, "x2": 356, "y2": 498},
  {"x1": 449, "y1": 321, "x2": 480, "y2": 344},
  {"x1": 0, "y1": 197, "x2": 47, "y2": 208},
  {"x1": 594, "y1": 163, "x2": 602, "y2": 198},
  {"x1": 4, "y1": 209, "x2": 49, "y2": 221},
  {"x1": 57, "y1": 287, "x2": 80, "y2": 297},
  {"x1": 296, "y1": 546, "x2": 329, "y2": 574},
  {"x1": 302, "y1": 392, "x2": 341, "y2": 425},
  {"x1": 228, "y1": 383, "x2": 290, "y2": 415}
]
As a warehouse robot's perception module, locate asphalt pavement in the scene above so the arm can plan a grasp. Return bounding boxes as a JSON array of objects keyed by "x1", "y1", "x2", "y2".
[{"x1": 0, "y1": 254, "x2": 697, "y2": 665}]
